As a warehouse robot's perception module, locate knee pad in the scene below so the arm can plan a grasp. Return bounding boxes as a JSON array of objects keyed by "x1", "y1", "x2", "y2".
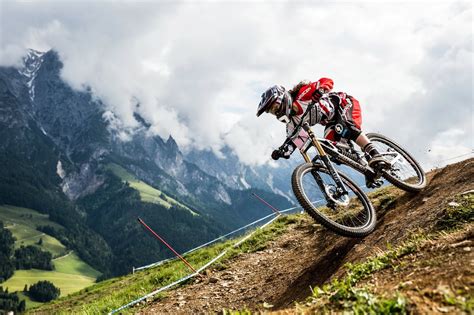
[{"x1": 334, "y1": 121, "x2": 361, "y2": 142}]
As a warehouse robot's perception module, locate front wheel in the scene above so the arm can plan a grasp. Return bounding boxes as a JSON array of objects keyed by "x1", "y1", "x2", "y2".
[
  {"x1": 292, "y1": 163, "x2": 376, "y2": 237},
  {"x1": 367, "y1": 133, "x2": 427, "y2": 192}
]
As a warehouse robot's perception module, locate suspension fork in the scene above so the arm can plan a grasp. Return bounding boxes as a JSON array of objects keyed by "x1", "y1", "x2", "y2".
[{"x1": 302, "y1": 123, "x2": 349, "y2": 195}]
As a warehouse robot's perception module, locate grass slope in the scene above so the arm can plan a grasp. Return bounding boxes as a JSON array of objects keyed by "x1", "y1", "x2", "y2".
[
  {"x1": 28, "y1": 215, "x2": 293, "y2": 314},
  {"x1": 0, "y1": 205, "x2": 101, "y2": 309},
  {"x1": 105, "y1": 163, "x2": 197, "y2": 215},
  {"x1": 292, "y1": 192, "x2": 474, "y2": 314},
  {"x1": 53, "y1": 251, "x2": 101, "y2": 278},
  {"x1": 2, "y1": 269, "x2": 97, "y2": 297},
  {"x1": 1, "y1": 205, "x2": 66, "y2": 257}
]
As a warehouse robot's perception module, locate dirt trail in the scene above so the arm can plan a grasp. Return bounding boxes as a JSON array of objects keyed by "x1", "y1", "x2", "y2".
[
  {"x1": 357, "y1": 223, "x2": 473, "y2": 314},
  {"x1": 139, "y1": 158, "x2": 474, "y2": 314}
]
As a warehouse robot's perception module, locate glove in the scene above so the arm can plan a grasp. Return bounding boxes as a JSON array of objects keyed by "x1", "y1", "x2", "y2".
[
  {"x1": 272, "y1": 147, "x2": 292, "y2": 160},
  {"x1": 271, "y1": 149, "x2": 282, "y2": 160},
  {"x1": 311, "y1": 89, "x2": 324, "y2": 102}
]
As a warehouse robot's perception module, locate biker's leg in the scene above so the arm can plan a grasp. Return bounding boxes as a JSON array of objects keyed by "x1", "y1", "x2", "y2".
[
  {"x1": 324, "y1": 124, "x2": 342, "y2": 166},
  {"x1": 356, "y1": 135, "x2": 390, "y2": 169},
  {"x1": 352, "y1": 134, "x2": 385, "y2": 188},
  {"x1": 345, "y1": 98, "x2": 387, "y2": 168}
]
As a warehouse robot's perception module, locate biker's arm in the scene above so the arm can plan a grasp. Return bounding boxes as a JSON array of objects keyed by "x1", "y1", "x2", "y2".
[
  {"x1": 272, "y1": 78, "x2": 334, "y2": 161},
  {"x1": 271, "y1": 120, "x2": 299, "y2": 160}
]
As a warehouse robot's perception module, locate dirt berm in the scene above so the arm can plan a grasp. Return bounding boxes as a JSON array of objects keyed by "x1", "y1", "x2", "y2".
[{"x1": 140, "y1": 158, "x2": 474, "y2": 314}]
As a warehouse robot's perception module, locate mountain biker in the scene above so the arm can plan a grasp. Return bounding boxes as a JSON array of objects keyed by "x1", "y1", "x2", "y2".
[{"x1": 256, "y1": 78, "x2": 389, "y2": 186}]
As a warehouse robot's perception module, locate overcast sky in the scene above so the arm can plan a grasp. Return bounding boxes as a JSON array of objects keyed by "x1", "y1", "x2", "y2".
[{"x1": 1, "y1": 0, "x2": 472, "y2": 168}]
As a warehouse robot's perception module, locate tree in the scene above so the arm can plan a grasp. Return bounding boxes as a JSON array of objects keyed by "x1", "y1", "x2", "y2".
[
  {"x1": 0, "y1": 221, "x2": 15, "y2": 282},
  {"x1": 14, "y1": 245, "x2": 53, "y2": 270},
  {"x1": 28, "y1": 280, "x2": 60, "y2": 302},
  {"x1": 37, "y1": 237, "x2": 43, "y2": 246},
  {"x1": 0, "y1": 285, "x2": 25, "y2": 313},
  {"x1": 18, "y1": 299, "x2": 26, "y2": 312},
  {"x1": 0, "y1": 221, "x2": 15, "y2": 256}
]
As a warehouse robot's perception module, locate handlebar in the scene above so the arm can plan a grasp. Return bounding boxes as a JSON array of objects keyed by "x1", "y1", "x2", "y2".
[{"x1": 275, "y1": 94, "x2": 328, "y2": 156}]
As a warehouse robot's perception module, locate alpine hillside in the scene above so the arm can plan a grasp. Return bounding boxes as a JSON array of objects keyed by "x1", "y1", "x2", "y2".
[
  {"x1": 29, "y1": 158, "x2": 474, "y2": 314},
  {"x1": 0, "y1": 49, "x2": 293, "y2": 280}
]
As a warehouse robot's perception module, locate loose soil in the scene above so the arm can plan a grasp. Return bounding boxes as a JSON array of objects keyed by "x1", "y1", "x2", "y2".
[
  {"x1": 139, "y1": 158, "x2": 474, "y2": 314},
  {"x1": 358, "y1": 224, "x2": 473, "y2": 314}
]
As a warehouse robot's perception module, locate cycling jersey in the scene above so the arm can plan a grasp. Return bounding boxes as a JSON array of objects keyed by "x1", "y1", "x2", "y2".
[{"x1": 285, "y1": 78, "x2": 363, "y2": 149}]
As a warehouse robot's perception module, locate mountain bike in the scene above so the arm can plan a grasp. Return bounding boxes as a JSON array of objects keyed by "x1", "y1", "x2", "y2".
[{"x1": 275, "y1": 108, "x2": 426, "y2": 237}]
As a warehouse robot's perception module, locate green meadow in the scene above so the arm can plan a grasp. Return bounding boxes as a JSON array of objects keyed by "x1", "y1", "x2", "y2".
[
  {"x1": 1, "y1": 205, "x2": 67, "y2": 258},
  {"x1": 106, "y1": 163, "x2": 198, "y2": 215},
  {"x1": 2, "y1": 267, "x2": 97, "y2": 297},
  {"x1": 53, "y1": 251, "x2": 101, "y2": 278},
  {"x1": 0, "y1": 205, "x2": 101, "y2": 309},
  {"x1": 29, "y1": 215, "x2": 296, "y2": 314},
  {"x1": 0, "y1": 205, "x2": 64, "y2": 230}
]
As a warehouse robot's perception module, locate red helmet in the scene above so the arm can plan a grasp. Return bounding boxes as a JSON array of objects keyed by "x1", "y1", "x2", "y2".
[{"x1": 256, "y1": 85, "x2": 292, "y2": 118}]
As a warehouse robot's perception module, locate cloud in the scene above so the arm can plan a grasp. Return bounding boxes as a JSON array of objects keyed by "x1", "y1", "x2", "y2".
[
  {"x1": 426, "y1": 128, "x2": 473, "y2": 168},
  {"x1": 1, "y1": 1, "x2": 472, "y2": 168}
]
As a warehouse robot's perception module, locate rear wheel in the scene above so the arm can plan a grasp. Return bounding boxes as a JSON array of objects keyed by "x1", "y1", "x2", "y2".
[
  {"x1": 367, "y1": 133, "x2": 426, "y2": 192},
  {"x1": 292, "y1": 162, "x2": 376, "y2": 237}
]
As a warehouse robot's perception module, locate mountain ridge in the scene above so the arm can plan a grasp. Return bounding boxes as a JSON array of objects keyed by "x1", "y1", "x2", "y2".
[{"x1": 0, "y1": 49, "x2": 293, "y2": 278}]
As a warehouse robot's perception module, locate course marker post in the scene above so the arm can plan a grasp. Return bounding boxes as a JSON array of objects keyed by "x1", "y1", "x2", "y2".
[
  {"x1": 137, "y1": 217, "x2": 197, "y2": 273},
  {"x1": 252, "y1": 192, "x2": 281, "y2": 215}
]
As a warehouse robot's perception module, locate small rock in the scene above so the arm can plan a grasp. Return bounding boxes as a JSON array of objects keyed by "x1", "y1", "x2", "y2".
[
  {"x1": 263, "y1": 302, "x2": 274, "y2": 308},
  {"x1": 221, "y1": 281, "x2": 230, "y2": 287},
  {"x1": 208, "y1": 277, "x2": 219, "y2": 283},
  {"x1": 448, "y1": 201, "x2": 460, "y2": 207},
  {"x1": 436, "y1": 284, "x2": 451, "y2": 296},
  {"x1": 422, "y1": 197, "x2": 429, "y2": 203},
  {"x1": 463, "y1": 247, "x2": 471, "y2": 252},
  {"x1": 437, "y1": 306, "x2": 451, "y2": 313}
]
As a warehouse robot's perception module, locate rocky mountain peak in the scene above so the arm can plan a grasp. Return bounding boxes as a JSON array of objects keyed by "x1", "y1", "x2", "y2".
[
  {"x1": 166, "y1": 135, "x2": 178, "y2": 151},
  {"x1": 18, "y1": 49, "x2": 46, "y2": 101}
]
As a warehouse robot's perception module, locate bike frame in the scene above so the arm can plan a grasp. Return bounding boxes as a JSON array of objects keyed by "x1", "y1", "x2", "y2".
[
  {"x1": 300, "y1": 123, "x2": 349, "y2": 197},
  {"x1": 280, "y1": 102, "x2": 401, "y2": 202},
  {"x1": 297, "y1": 127, "x2": 401, "y2": 182}
]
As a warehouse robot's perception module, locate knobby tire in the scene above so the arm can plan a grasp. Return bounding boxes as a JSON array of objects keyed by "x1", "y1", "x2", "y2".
[{"x1": 292, "y1": 163, "x2": 376, "y2": 237}]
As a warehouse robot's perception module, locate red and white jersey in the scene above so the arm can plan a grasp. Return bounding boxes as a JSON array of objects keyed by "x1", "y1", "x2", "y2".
[{"x1": 286, "y1": 78, "x2": 336, "y2": 143}]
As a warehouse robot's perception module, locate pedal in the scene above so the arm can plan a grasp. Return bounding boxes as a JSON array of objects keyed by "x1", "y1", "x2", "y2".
[
  {"x1": 368, "y1": 156, "x2": 391, "y2": 171},
  {"x1": 374, "y1": 160, "x2": 391, "y2": 171}
]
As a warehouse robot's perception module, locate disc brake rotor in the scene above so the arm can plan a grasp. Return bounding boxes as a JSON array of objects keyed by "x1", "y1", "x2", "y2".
[{"x1": 325, "y1": 185, "x2": 350, "y2": 207}]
